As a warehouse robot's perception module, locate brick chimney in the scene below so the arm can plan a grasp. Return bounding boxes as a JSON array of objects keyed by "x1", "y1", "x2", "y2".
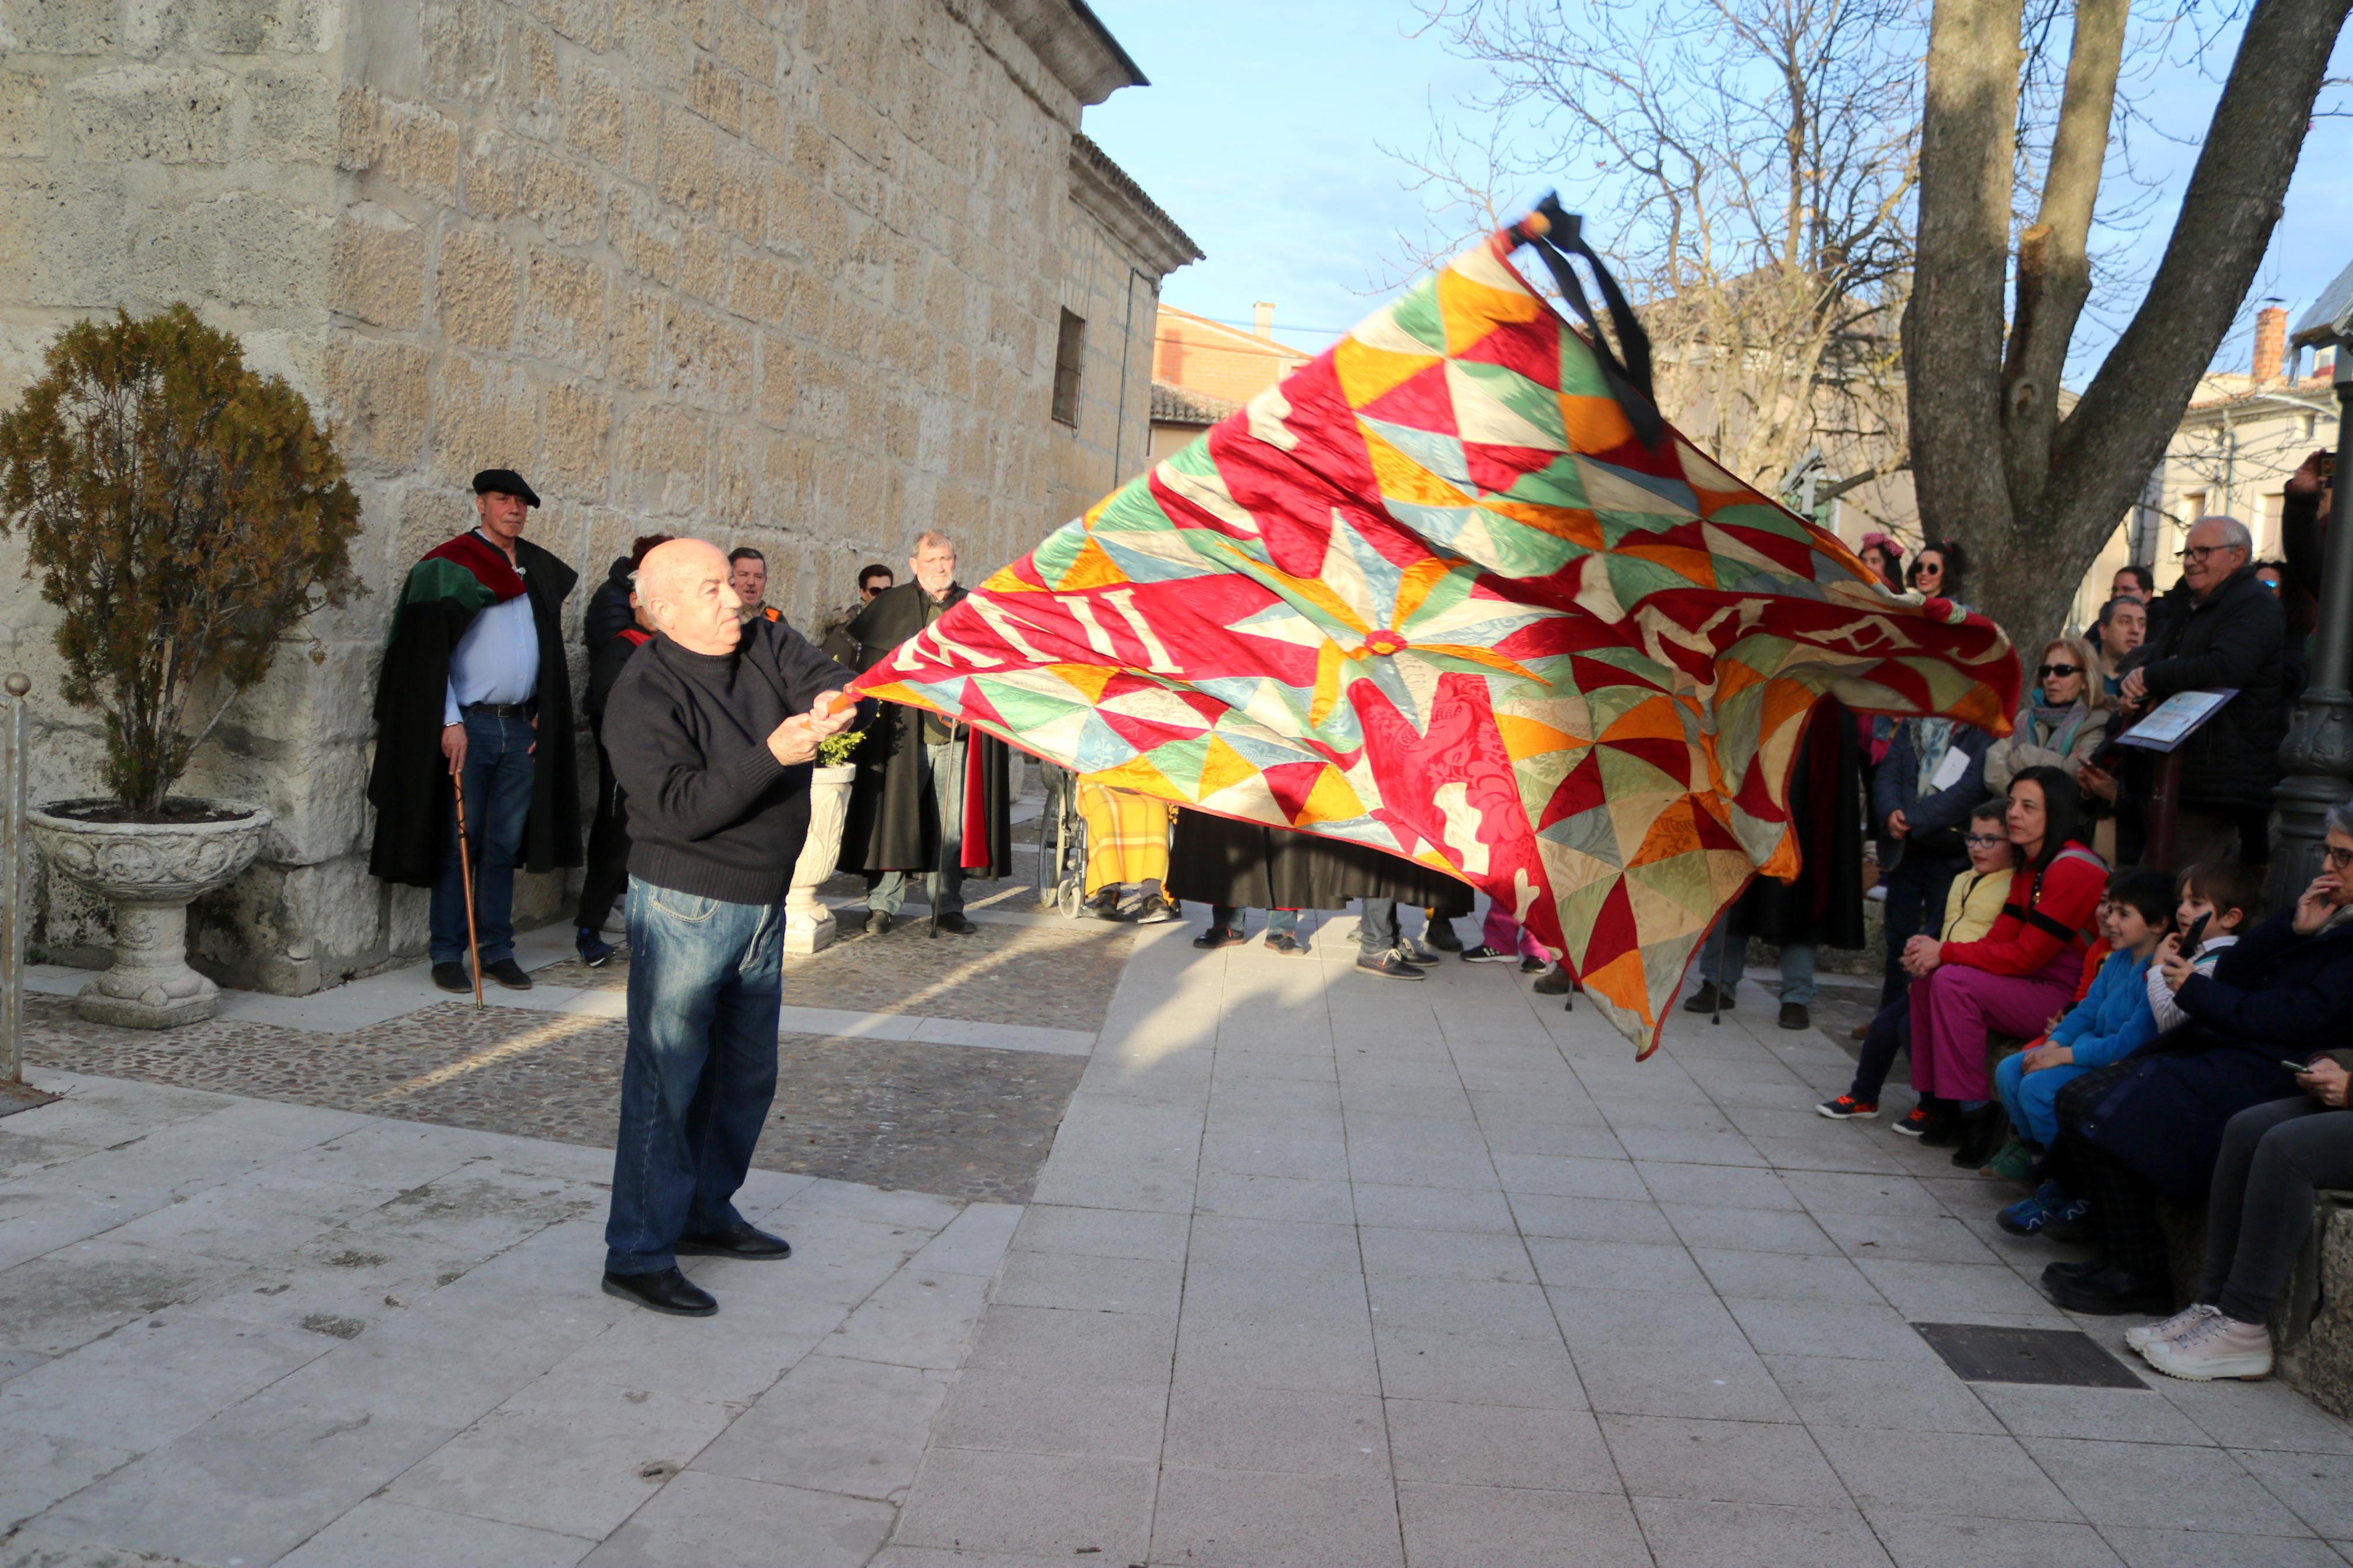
[
  {"x1": 1252, "y1": 301, "x2": 1275, "y2": 339},
  {"x1": 2253, "y1": 305, "x2": 2287, "y2": 382}
]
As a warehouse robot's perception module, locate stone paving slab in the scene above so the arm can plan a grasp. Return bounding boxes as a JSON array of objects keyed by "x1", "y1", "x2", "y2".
[
  {"x1": 0, "y1": 1068, "x2": 1018, "y2": 1567},
  {"x1": 881, "y1": 908, "x2": 2353, "y2": 1567}
]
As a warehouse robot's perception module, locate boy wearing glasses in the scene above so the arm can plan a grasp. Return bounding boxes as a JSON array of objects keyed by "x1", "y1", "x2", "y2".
[{"x1": 1821, "y1": 800, "x2": 2016, "y2": 1123}]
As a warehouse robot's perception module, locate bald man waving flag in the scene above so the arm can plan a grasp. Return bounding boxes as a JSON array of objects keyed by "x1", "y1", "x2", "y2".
[{"x1": 597, "y1": 538, "x2": 854, "y2": 1318}]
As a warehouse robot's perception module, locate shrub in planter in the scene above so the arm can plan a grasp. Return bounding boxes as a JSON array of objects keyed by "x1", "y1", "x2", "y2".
[{"x1": 0, "y1": 305, "x2": 363, "y2": 1025}]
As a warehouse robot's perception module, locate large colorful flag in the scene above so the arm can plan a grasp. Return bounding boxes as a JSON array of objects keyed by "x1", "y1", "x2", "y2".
[{"x1": 851, "y1": 210, "x2": 2018, "y2": 1053}]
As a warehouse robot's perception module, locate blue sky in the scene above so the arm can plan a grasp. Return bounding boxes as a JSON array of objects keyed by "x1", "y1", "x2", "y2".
[{"x1": 1082, "y1": 0, "x2": 2353, "y2": 379}]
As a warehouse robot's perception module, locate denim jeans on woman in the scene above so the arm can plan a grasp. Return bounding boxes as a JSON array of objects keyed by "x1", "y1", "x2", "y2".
[{"x1": 605, "y1": 880, "x2": 784, "y2": 1276}]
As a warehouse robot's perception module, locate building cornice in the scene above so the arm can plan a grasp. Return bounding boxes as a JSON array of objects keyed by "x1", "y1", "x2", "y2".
[
  {"x1": 1069, "y1": 134, "x2": 1203, "y2": 279},
  {"x1": 983, "y1": 0, "x2": 1147, "y2": 108}
]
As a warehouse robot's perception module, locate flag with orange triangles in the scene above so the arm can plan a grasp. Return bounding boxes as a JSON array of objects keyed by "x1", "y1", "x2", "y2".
[{"x1": 850, "y1": 215, "x2": 2018, "y2": 1053}]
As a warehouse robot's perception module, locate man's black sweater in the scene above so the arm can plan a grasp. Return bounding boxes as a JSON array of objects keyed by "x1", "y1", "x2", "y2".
[{"x1": 602, "y1": 619, "x2": 849, "y2": 905}]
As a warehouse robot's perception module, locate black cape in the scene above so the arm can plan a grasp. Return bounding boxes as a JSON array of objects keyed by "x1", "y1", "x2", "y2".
[
  {"x1": 842, "y1": 581, "x2": 1012, "y2": 877},
  {"x1": 1727, "y1": 698, "x2": 1866, "y2": 950},
  {"x1": 367, "y1": 531, "x2": 581, "y2": 887},
  {"x1": 1167, "y1": 810, "x2": 1473, "y2": 914}
]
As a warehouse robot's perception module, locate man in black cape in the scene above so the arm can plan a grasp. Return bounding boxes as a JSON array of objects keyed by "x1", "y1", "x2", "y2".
[
  {"x1": 367, "y1": 469, "x2": 581, "y2": 990},
  {"x1": 842, "y1": 531, "x2": 1010, "y2": 935}
]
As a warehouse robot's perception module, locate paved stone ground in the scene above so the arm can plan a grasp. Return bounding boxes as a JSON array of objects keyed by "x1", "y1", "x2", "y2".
[
  {"x1": 0, "y1": 1067, "x2": 1019, "y2": 1567},
  {"x1": 880, "y1": 909, "x2": 2353, "y2": 1568},
  {"x1": 9, "y1": 902, "x2": 2353, "y2": 1565}
]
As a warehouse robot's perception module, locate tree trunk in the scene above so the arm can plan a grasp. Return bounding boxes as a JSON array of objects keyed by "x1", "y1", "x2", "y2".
[{"x1": 1907, "y1": 0, "x2": 2351, "y2": 652}]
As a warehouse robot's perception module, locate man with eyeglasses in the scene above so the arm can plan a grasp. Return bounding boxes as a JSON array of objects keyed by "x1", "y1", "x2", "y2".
[{"x1": 2114, "y1": 514, "x2": 2286, "y2": 869}]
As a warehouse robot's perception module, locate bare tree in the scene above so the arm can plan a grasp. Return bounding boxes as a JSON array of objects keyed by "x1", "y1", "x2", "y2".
[
  {"x1": 1402, "y1": 0, "x2": 1922, "y2": 506},
  {"x1": 1905, "y1": 0, "x2": 2350, "y2": 646}
]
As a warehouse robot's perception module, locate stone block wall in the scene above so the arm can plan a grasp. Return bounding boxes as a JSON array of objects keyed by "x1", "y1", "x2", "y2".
[{"x1": 0, "y1": 0, "x2": 1191, "y2": 994}]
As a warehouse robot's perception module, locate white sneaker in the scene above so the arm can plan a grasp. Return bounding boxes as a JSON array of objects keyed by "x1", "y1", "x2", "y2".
[
  {"x1": 2141, "y1": 1313, "x2": 2273, "y2": 1382},
  {"x1": 2126, "y1": 1302, "x2": 2220, "y2": 1354}
]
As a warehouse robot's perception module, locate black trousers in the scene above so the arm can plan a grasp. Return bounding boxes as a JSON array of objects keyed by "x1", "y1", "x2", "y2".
[
  {"x1": 576, "y1": 744, "x2": 631, "y2": 931},
  {"x1": 1879, "y1": 853, "x2": 1957, "y2": 1008},
  {"x1": 1847, "y1": 994, "x2": 1911, "y2": 1103},
  {"x1": 2052, "y1": 1063, "x2": 2167, "y2": 1279},
  {"x1": 2198, "y1": 1097, "x2": 2353, "y2": 1324}
]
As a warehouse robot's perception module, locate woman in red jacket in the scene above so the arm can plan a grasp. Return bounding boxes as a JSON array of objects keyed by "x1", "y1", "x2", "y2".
[{"x1": 1902, "y1": 766, "x2": 2108, "y2": 1164}]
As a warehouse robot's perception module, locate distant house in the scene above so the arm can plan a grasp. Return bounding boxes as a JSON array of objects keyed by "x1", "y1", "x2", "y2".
[
  {"x1": 1148, "y1": 382, "x2": 1241, "y2": 463},
  {"x1": 2068, "y1": 305, "x2": 2337, "y2": 627}
]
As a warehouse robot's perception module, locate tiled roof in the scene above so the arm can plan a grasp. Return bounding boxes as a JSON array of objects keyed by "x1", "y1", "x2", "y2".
[
  {"x1": 1151, "y1": 381, "x2": 1241, "y2": 426},
  {"x1": 2185, "y1": 374, "x2": 2334, "y2": 415}
]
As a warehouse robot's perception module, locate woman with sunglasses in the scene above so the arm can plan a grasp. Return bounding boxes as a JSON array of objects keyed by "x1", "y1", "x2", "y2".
[
  {"x1": 1905, "y1": 539, "x2": 1967, "y2": 606},
  {"x1": 1984, "y1": 637, "x2": 2111, "y2": 798},
  {"x1": 2031, "y1": 807, "x2": 2353, "y2": 1317}
]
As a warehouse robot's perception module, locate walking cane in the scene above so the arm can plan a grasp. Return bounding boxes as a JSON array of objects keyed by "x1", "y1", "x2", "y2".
[{"x1": 452, "y1": 771, "x2": 484, "y2": 1009}]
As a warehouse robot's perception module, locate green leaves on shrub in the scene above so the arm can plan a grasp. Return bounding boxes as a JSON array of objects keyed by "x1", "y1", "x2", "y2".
[{"x1": 0, "y1": 305, "x2": 363, "y2": 814}]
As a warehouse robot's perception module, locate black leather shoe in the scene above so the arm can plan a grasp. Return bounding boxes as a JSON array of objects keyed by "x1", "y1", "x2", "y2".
[
  {"x1": 1265, "y1": 932, "x2": 1302, "y2": 954},
  {"x1": 865, "y1": 910, "x2": 893, "y2": 936},
  {"x1": 1918, "y1": 1103, "x2": 1965, "y2": 1147},
  {"x1": 1422, "y1": 919, "x2": 1464, "y2": 952},
  {"x1": 675, "y1": 1223, "x2": 793, "y2": 1260},
  {"x1": 933, "y1": 912, "x2": 978, "y2": 936},
  {"x1": 1950, "y1": 1105, "x2": 2009, "y2": 1169},
  {"x1": 2042, "y1": 1257, "x2": 2102, "y2": 1282},
  {"x1": 484, "y1": 957, "x2": 533, "y2": 990},
  {"x1": 1779, "y1": 1001, "x2": 1810, "y2": 1030},
  {"x1": 2043, "y1": 1263, "x2": 2171, "y2": 1315},
  {"x1": 431, "y1": 961, "x2": 470, "y2": 994},
  {"x1": 1682, "y1": 982, "x2": 1734, "y2": 1014},
  {"x1": 1192, "y1": 926, "x2": 1245, "y2": 950},
  {"x1": 1533, "y1": 965, "x2": 1581, "y2": 996},
  {"x1": 602, "y1": 1266, "x2": 717, "y2": 1317}
]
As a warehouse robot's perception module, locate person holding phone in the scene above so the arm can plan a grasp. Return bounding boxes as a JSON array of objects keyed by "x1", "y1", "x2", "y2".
[
  {"x1": 2035, "y1": 804, "x2": 2353, "y2": 1317},
  {"x1": 2146, "y1": 859, "x2": 2263, "y2": 1033}
]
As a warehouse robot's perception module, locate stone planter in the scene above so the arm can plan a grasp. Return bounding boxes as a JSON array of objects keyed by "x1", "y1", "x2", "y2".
[
  {"x1": 783, "y1": 765, "x2": 858, "y2": 955},
  {"x1": 26, "y1": 798, "x2": 274, "y2": 1029}
]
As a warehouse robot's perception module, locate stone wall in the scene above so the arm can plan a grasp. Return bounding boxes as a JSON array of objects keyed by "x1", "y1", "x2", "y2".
[{"x1": 0, "y1": 0, "x2": 1193, "y2": 994}]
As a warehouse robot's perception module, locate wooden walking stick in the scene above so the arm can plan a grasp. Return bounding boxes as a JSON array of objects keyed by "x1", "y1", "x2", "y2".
[{"x1": 452, "y1": 771, "x2": 484, "y2": 1009}]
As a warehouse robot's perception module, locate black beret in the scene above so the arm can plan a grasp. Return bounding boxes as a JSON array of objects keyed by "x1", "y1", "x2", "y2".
[{"x1": 471, "y1": 469, "x2": 540, "y2": 507}]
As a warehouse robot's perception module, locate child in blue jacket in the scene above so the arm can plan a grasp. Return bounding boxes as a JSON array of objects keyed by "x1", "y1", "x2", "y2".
[{"x1": 1994, "y1": 867, "x2": 2176, "y2": 1153}]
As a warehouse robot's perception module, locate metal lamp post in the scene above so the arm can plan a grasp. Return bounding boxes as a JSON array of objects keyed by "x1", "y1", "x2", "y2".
[{"x1": 2269, "y1": 263, "x2": 2353, "y2": 905}]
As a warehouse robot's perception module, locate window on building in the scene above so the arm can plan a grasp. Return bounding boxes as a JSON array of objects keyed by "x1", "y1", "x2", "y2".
[
  {"x1": 2263, "y1": 492, "x2": 2285, "y2": 557},
  {"x1": 1050, "y1": 309, "x2": 1085, "y2": 428}
]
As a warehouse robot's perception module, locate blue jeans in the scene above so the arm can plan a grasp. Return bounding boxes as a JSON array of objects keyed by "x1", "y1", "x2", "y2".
[
  {"x1": 430, "y1": 712, "x2": 536, "y2": 966},
  {"x1": 1358, "y1": 898, "x2": 1400, "y2": 955},
  {"x1": 1699, "y1": 922, "x2": 1818, "y2": 1007},
  {"x1": 1995, "y1": 1049, "x2": 2080, "y2": 1148},
  {"x1": 604, "y1": 880, "x2": 784, "y2": 1275},
  {"x1": 867, "y1": 739, "x2": 966, "y2": 917},
  {"x1": 1210, "y1": 906, "x2": 1298, "y2": 936}
]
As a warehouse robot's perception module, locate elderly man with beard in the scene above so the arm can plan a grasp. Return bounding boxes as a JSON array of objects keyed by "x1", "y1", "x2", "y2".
[{"x1": 596, "y1": 539, "x2": 854, "y2": 1317}]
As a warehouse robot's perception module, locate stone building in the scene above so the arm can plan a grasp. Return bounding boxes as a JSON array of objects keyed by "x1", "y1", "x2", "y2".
[{"x1": 0, "y1": 0, "x2": 1197, "y2": 994}]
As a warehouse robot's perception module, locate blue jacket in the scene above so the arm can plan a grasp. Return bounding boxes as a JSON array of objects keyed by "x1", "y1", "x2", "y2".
[
  {"x1": 2048, "y1": 950, "x2": 2159, "y2": 1068},
  {"x1": 1869, "y1": 721, "x2": 1992, "y2": 862}
]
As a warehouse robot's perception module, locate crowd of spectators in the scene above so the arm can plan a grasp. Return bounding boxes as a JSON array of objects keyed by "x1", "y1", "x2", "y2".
[{"x1": 1777, "y1": 453, "x2": 2353, "y2": 1382}]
